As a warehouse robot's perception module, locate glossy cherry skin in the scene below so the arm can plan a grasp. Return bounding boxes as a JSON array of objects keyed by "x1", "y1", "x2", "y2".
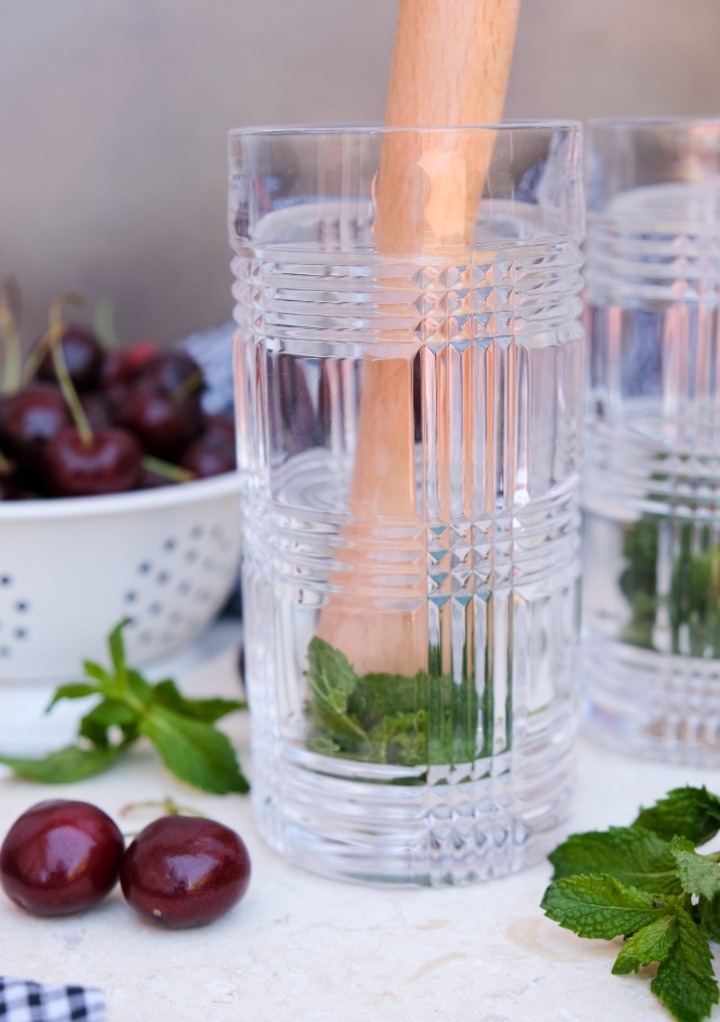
[
  {"x1": 120, "y1": 815, "x2": 251, "y2": 929},
  {"x1": 135, "y1": 351, "x2": 203, "y2": 398},
  {"x1": 0, "y1": 385, "x2": 71, "y2": 481},
  {"x1": 118, "y1": 384, "x2": 202, "y2": 460},
  {"x1": 99, "y1": 341, "x2": 159, "y2": 392},
  {"x1": 43, "y1": 426, "x2": 142, "y2": 497},
  {"x1": 178, "y1": 411, "x2": 236, "y2": 478},
  {"x1": 0, "y1": 800, "x2": 124, "y2": 916},
  {"x1": 179, "y1": 439, "x2": 235, "y2": 478},
  {"x1": 36, "y1": 326, "x2": 104, "y2": 392},
  {"x1": 201, "y1": 412, "x2": 236, "y2": 449}
]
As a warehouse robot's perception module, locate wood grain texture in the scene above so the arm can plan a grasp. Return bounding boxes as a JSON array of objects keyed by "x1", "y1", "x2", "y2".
[{"x1": 316, "y1": 0, "x2": 521, "y2": 675}]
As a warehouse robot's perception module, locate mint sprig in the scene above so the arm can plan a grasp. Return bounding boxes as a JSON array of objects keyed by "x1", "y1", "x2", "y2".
[
  {"x1": 541, "y1": 786, "x2": 720, "y2": 1022},
  {"x1": 304, "y1": 636, "x2": 480, "y2": 767},
  {"x1": 0, "y1": 620, "x2": 249, "y2": 795}
]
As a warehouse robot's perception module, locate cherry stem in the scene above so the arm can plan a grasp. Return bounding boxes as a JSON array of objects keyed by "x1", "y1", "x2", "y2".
[
  {"x1": 142, "y1": 455, "x2": 196, "y2": 484},
  {"x1": 0, "y1": 274, "x2": 23, "y2": 395},
  {"x1": 46, "y1": 293, "x2": 94, "y2": 447},
  {"x1": 171, "y1": 370, "x2": 203, "y2": 405},
  {"x1": 120, "y1": 798, "x2": 206, "y2": 819},
  {"x1": 93, "y1": 297, "x2": 120, "y2": 350}
]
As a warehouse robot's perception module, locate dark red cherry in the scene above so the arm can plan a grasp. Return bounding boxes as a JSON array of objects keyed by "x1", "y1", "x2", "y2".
[
  {"x1": 80, "y1": 392, "x2": 115, "y2": 430},
  {"x1": 201, "y1": 412, "x2": 236, "y2": 449},
  {"x1": 0, "y1": 800, "x2": 124, "y2": 916},
  {"x1": 0, "y1": 385, "x2": 71, "y2": 481},
  {"x1": 118, "y1": 384, "x2": 202, "y2": 460},
  {"x1": 36, "y1": 325, "x2": 104, "y2": 392},
  {"x1": 135, "y1": 351, "x2": 203, "y2": 399},
  {"x1": 43, "y1": 426, "x2": 142, "y2": 497},
  {"x1": 0, "y1": 472, "x2": 23, "y2": 500},
  {"x1": 120, "y1": 815, "x2": 251, "y2": 929},
  {"x1": 179, "y1": 439, "x2": 235, "y2": 478},
  {"x1": 99, "y1": 341, "x2": 159, "y2": 392}
]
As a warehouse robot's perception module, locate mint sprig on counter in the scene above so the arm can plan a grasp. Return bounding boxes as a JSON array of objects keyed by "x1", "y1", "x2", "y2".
[
  {"x1": 541, "y1": 787, "x2": 720, "y2": 1022},
  {"x1": 0, "y1": 620, "x2": 249, "y2": 795}
]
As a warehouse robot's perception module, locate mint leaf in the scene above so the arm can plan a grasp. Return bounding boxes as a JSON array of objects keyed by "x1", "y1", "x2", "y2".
[
  {"x1": 107, "y1": 617, "x2": 131, "y2": 676},
  {"x1": 612, "y1": 914, "x2": 679, "y2": 975},
  {"x1": 670, "y1": 836, "x2": 720, "y2": 900},
  {"x1": 651, "y1": 907, "x2": 719, "y2": 1022},
  {"x1": 45, "y1": 683, "x2": 100, "y2": 712},
  {"x1": 81, "y1": 660, "x2": 113, "y2": 688},
  {"x1": 126, "y1": 667, "x2": 152, "y2": 702},
  {"x1": 549, "y1": 826, "x2": 680, "y2": 893},
  {"x1": 140, "y1": 707, "x2": 249, "y2": 795},
  {"x1": 634, "y1": 787, "x2": 720, "y2": 846},
  {"x1": 0, "y1": 744, "x2": 121, "y2": 783},
  {"x1": 306, "y1": 636, "x2": 358, "y2": 715},
  {"x1": 541, "y1": 874, "x2": 675, "y2": 939},
  {"x1": 698, "y1": 895, "x2": 720, "y2": 943},
  {"x1": 150, "y1": 679, "x2": 246, "y2": 721},
  {"x1": 79, "y1": 698, "x2": 139, "y2": 748},
  {"x1": 305, "y1": 637, "x2": 369, "y2": 753}
]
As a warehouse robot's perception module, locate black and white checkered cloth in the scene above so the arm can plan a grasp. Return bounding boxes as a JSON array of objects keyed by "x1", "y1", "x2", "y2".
[{"x1": 0, "y1": 977, "x2": 106, "y2": 1022}]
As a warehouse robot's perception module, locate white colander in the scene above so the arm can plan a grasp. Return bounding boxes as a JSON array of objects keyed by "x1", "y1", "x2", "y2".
[{"x1": 0, "y1": 472, "x2": 243, "y2": 682}]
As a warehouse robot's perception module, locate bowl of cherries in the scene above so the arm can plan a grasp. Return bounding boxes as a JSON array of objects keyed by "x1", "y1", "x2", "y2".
[{"x1": 0, "y1": 292, "x2": 243, "y2": 681}]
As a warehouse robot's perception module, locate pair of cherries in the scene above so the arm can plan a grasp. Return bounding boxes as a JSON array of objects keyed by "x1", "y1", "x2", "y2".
[{"x1": 0, "y1": 799, "x2": 251, "y2": 929}]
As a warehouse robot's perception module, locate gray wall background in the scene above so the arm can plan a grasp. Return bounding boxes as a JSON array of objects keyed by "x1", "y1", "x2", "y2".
[{"x1": 1, "y1": 0, "x2": 719, "y2": 347}]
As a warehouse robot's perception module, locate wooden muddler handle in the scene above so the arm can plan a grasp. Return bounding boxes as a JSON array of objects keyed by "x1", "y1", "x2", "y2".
[
  {"x1": 317, "y1": 0, "x2": 521, "y2": 677},
  {"x1": 378, "y1": 0, "x2": 521, "y2": 253}
]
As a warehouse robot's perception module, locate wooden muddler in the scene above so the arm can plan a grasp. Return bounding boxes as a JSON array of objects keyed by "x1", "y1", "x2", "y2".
[{"x1": 317, "y1": 0, "x2": 521, "y2": 676}]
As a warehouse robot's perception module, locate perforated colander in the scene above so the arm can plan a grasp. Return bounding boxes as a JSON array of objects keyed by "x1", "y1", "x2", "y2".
[{"x1": 0, "y1": 472, "x2": 242, "y2": 682}]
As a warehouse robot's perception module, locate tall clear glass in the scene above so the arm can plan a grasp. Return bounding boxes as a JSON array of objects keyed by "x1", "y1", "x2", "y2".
[
  {"x1": 583, "y1": 119, "x2": 720, "y2": 764},
  {"x1": 229, "y1": 123, "x2": 585, "y2": 885}
]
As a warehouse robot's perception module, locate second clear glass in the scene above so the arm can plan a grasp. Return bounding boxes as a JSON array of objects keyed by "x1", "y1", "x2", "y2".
[{"x1": 583, "y1": 118, "x2": 720, "y2": 764}]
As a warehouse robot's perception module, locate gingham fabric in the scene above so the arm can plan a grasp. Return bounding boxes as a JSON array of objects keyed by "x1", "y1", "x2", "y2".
[{"x1": 0, "y1": 977, "x2": 106, "y2": 1022}]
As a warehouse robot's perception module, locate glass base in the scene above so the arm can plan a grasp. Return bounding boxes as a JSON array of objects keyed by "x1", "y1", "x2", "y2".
[
  {"x1": 250, "y1": 724, "x2": 576, "y2": 887},
  {"x1": 582, "y1": 635, "x2": 720, "y2": 767}
]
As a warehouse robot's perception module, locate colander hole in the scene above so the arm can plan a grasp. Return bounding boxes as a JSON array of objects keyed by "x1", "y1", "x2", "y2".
[
  {"x1": 0, "y1": 576, "x2": 12, "y2": 586},
  {"x1": 156, "y1": 572, "x2": 170, "y2": 585},
  {"x1": 163, "y1": 539, "x2": 177, "y2": 552},
  {"x1": 139, "y1": 562, "x2": 152, "y2": 575},
  {"x1": 0, "y1": 647, "x2": 9, "y2": 657},
  {"x1": 14, "y1": 628, "x2": 27, "y2": 640},
  {"x1": 185, "y1": 550, "x2": 198, "y2": 564},
  {"x1": 149, "y1": 603, "x2": 162, "y2": 616},
  {"x1": 190, "y1": 525, "x2": 204, "y2": 539},
  {"x1": 178, "y1": 581, "x2": 191, "y2": 595},
  {"x1": 14, "y1": 601, "x2": 28, "y2": 612},
  {"x1": 125, "y1": 592, "x2": 138, "y2": 604}
]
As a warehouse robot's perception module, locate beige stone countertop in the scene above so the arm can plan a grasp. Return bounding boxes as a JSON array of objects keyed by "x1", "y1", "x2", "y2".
[{"x1": 0, "y1": 622, "x2": 716, "y2": 1022}]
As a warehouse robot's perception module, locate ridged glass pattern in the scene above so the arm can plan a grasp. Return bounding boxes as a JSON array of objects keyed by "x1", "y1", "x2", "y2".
[
  {"x1": 583, "y1": 176, "x2": 720, "y2": 764},
  {"x1": 229, "y1": 125, "x2": 584, "y2": 885}
]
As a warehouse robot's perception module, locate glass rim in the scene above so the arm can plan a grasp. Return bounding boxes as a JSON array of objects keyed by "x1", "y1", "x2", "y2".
[
  {"x1": 228, "y1": 120, "x2": 581, "y2": 140},
  {"x1": 587, "y1": 115, "x2": 720, "y2": 130}
]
